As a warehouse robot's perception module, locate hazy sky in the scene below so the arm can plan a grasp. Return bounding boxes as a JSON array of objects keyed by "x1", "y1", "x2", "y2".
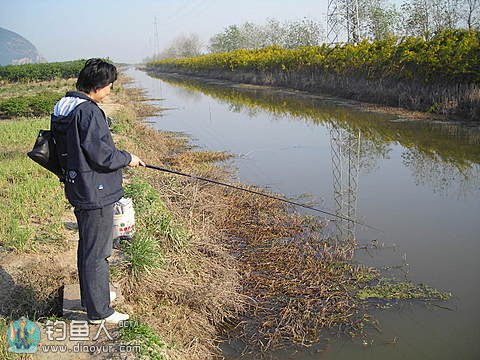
[{"x1": 1, "y1": 0, "x2": 328, "y2": 63}]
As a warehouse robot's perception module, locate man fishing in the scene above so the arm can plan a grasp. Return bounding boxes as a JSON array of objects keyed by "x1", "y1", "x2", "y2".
[{"x1": 51, "y1": 58, "x2": 145, "y2": 324}]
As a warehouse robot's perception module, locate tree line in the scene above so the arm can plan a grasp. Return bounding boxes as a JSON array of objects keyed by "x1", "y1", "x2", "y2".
[{"x1": 145, "y1": 0, "x2": 479, "y2": 60}]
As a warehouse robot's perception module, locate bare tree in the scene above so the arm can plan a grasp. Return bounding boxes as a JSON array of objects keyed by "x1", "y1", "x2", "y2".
[
  {"x1": 156, "y1": 33, "x2": 203, "y2": 59},
  {"x1": 463, "y1": 0, "x2": 480, "y2": 29},
  {"x1": 263, "y1": 18, "x2": 286, "y2": 46},
  {"x1": 431, "y1": 0, "x2": 462, "y2": 30},
  {"x1": 400, "y1": 0, "x2": 431, "y2": 38},
  {"x1": 209, "y1": 25, "x2": 243, "y2": 53},
  {"x1": 399, "y1": 0, "x2": 470, "y2": 37},
  {"x1": 359, "y1": 0, "x2": 401, "y2": 39},
  {"x1": 282, "y1": 18, "x2": 325, "y2": 48}
]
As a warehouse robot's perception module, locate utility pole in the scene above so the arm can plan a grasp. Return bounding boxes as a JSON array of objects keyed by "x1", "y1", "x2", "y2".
[{"x1": 153, "y1": 17, "x2": 160, "y2": 60}]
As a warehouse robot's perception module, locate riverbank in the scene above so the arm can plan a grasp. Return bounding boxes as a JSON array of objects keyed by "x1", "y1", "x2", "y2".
[
  {"x1": 0, "y1": 64, "x2": 451, "y2": 359},
  {"x1": 146, "y1": 66, "x2": 480, "y2": 122},
  {"x1": 147, "y1": 30, "x2": 480, "y2": 121}
]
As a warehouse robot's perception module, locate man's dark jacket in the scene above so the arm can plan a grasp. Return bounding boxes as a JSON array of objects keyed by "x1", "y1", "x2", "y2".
[{"x1": 51, "y1": 91, "x2": 131, "y2": 209}]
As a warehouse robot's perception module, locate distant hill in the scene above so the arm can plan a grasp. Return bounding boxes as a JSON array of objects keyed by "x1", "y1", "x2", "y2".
[{"x1": 0, "y1": 27, "x2": 46, "y2": 65}]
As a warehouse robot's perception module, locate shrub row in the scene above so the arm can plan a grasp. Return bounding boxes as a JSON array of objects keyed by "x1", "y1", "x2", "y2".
[
  {"x1": 0, "y1": 60, "x2": 85, "y2": 82},
  {"x1": 149, "y1": 30, "x2": 480, "y2": 84}
]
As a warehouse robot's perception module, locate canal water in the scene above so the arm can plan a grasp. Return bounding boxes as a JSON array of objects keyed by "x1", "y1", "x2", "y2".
[{"x1": 126, "y1": 67, "x2": 480, "y2": 359}]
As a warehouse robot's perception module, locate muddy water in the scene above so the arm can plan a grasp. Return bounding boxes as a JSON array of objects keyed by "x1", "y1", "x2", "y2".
[{"x1": 126, "y1": 67, "x2": 480, "y2": 360}]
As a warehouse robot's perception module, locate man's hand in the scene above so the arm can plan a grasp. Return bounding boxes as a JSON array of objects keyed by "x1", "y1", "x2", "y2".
[{"x1": 128, "y1": 153, "x2": 146, "y2": 167}]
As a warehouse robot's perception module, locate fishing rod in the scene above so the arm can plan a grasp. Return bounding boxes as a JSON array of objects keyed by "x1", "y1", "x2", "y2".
[{"x1": 144, "y1": 164, "x2": 383, "y2": 233}]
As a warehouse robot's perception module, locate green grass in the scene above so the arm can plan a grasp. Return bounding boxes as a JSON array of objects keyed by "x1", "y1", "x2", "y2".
[
  {"x1": 120, "y1": 180, "x2": 188, "y2": 276},
  {"x1": 0, "y1": 117, "x2": 67, "y2": 251},
  {"x1": 109, "y1": 111, "x2": 129, "y2": 134},
  {"x1": 119, "y1": 320, "x2": 169, "y2": 359},
  {"x1": 123, "y1": 231, "x2": 165, "y2": 276},
  {"x1": 125, "y1": 180, "x2": 188, "y2": 249}
]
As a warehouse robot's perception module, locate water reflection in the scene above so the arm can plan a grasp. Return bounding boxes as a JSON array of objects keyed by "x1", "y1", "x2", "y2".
[
  {"x1": 147, "y1": 72, "x2": 480, "y2": 199},
  {"x1": 402, "y1": 149, "x2": 480, "y2": 198},
  {"x1": 330, "y1": 126, "x2": 362, "y2": 242}
]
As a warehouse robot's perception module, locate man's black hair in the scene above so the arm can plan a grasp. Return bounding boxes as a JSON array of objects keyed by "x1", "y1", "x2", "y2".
[{"x1": 76, "y1": 58, "x2": 117, "y2": 93}]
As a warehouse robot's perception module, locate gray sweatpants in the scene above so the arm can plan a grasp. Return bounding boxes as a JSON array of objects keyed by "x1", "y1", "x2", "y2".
[{"x1": 74, "y1": 205, "x2": 115, "y2": 320}]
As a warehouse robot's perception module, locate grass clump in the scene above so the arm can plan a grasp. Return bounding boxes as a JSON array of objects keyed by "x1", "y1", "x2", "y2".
[
  {"x1": 123, "y1": 231, "x2": 165, "y2": 276},
  {"x1": 119, "y1": 179, "x2": 189, "y2": 277},
  {"x1": 357, "y1": 280, "x2": 452, "y2": 301},
  {"x1": 119, "y1": 320, "x2": 169, "y2": 360},
  {"x1": 125, "y1": 180, "x2": 188, "y2": 250},
  {"x1": 109, "y1": 111, "x2": 129, "y2": 134},
  {"x1": 124, "y1": 180, "x2": 164, "y2": 213}
]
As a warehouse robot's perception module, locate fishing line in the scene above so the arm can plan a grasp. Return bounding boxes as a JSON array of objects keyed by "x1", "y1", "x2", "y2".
[{"x1": 144, "y1": 164, "x2": 383, "y2": 233}]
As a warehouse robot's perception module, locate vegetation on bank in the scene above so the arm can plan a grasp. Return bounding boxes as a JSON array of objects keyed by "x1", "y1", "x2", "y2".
[
  {"x1": 0, "y1": 60, "x2": 85, "y2": 82},
  {"x1": 150, "y1": 30, "x2": 480, "y2": 85},
  {"x1": 121, "y1": 180, "x2": 188, "y2": 276},
  {"x1": 119, "y1": 320, "x2": 169, "y2": 360}
]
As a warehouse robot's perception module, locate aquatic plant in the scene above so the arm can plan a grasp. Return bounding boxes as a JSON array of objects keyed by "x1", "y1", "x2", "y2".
[{"x1": 357, "y1": 280, "x2": 452, "y2": 301}]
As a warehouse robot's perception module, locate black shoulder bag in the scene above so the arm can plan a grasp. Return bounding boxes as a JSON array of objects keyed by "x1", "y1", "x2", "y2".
[{"x1": 27, "y1": 130, "x2": 64, "y2": 181}]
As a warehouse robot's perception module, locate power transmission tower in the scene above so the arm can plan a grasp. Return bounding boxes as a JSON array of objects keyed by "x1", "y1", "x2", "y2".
[
  {"x1": 330, "y1": 127, "x2": 362, "y2": 243},
  {"x1": 327, "y1": 0, "x2": 361, "y2": 44},
  {"x1": 153, "y1": 17, "x2": 160, "y2": 60}
]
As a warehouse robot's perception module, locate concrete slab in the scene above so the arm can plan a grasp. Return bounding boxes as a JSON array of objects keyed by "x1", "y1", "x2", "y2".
[{"x1": 63, "y1": 283, "x2": 120, "y2": 319}]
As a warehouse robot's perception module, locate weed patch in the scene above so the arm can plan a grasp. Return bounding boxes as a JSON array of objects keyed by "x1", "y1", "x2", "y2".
[
  {"x1": 119, "y1": 320, "x2": 169, "y2": 360},
  {"x1": 124, "y1": 180, "x2": 188, "y2": 251},
  {"x1": 357, "y1": 280, "x2": 452, "y2": 301}
]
